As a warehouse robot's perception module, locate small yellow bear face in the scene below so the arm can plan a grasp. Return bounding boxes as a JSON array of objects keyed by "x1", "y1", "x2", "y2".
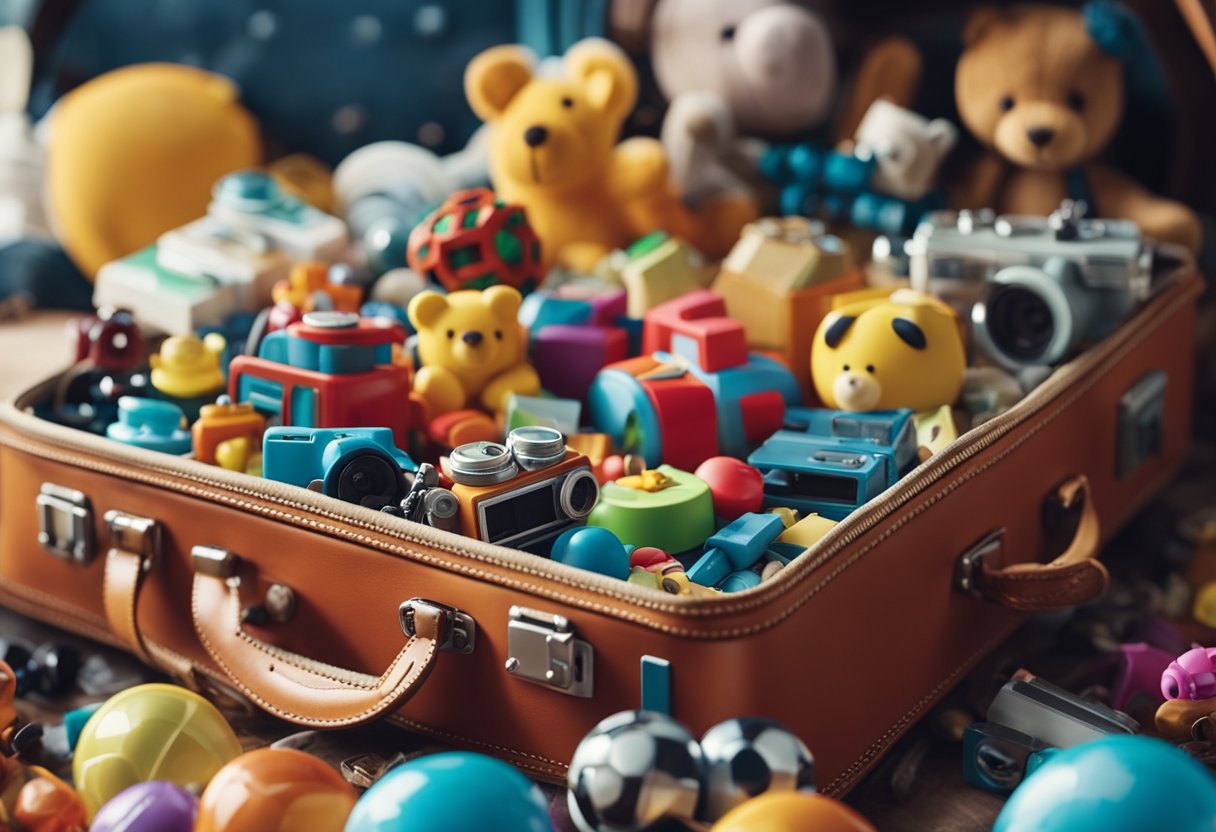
[
  {"x1": 409, "y1": 285, "x2": 526, "y2": 389},
  {"x1": 464, "y1": 39, "x2": 638, "y2": 191},
  {"x1": 812, "y1": 291, "x2": 966, "y2": 413}
]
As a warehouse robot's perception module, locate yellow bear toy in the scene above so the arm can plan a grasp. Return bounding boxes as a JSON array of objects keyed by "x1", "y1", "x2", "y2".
[
  {"x1": 811, "y1": 290, "x2": 965, "y2": 413},
  {"x1": 408, "y1": 285, "x2": 540, "y2": 418},
  {"x1": 464, "y1": 38, "x2": 754, "y2": 273}
]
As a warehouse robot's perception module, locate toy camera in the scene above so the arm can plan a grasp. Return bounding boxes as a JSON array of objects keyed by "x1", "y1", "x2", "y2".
[
  {"x1": 748, "y1": 408, "x2": 918, "y2": 521},
  {"x1": 263, "y1": 426, "x2": 417, "y2": 510},
  {"x1": 906, "y1": 201, "x2": 1168, "y2": 369},
  {"x1": 963, "y1": 669, "x2": 1137, "y2": 794},
  {"x1": 381, "y1": 463, "x2": 460, "y2": 533},
  {"x1": 445, "y1": 426, "x2": 599, "y2": 555}
]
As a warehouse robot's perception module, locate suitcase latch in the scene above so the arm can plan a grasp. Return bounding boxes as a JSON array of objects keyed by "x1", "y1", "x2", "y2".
[
  {"x1": 955, "y1": 529, "x2": 1004, "y2": 600},
  {"x1": 399, "y1": 598, "x2": 476, "y2": 654},
  {"x1": 36, "y1": 483, "x2": 94, "y2": 565},
  {"x1": 504, "y1": 606, "x2": 594, "y2": 698},
  {"x1": 105, "y1": 510, "x2": 160, "y2": 572}
]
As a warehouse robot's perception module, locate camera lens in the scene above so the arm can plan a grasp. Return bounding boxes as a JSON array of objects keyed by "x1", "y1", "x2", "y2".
[
  {"x1": 334, "y1": 453, "x2": 405, "y2": 509},
  {"x1": 560, "y1": 470, "x2": 600, "y2": 518},
  {"x1": 507, "y1": 426, "x2": 567, "y2": 470},
  {"x1": 985, "y1": 284, "x2": 1055, "y2": 363},
  {"x1": 447, "y1": 441, "x2": 519, "y2": 485}
]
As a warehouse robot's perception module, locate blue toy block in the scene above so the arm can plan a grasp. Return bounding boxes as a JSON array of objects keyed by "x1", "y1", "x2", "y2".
[
  {"x1": 640, "y1": 655, "x2": 672, "y2": 715},
  {"x1": 519, "y1": 291, "x2": 594, "y2": 333},
  {"x1": 705, "y1": 512, "x2": 786, "y2": 570},
  {"x1": 719, "y1": 570, "x2": 763, "y2": 593},
  {"x1": 749, "y1": 431, "x2": 894, "y2": 521},
  {"x1": 787, "y1": 144, "x2": 826, "y2": 183},
  {"x1": 687, "y1": 547, "x2": 731, "y2": 587}
]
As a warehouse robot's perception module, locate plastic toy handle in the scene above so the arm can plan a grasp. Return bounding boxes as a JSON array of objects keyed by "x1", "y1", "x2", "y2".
[
  {"x1": 190, "y1": 561, "x2": 445, "y2": 727},
  {"x1": 970, "y1": 476, "x2": 1108, "y2": 612}
]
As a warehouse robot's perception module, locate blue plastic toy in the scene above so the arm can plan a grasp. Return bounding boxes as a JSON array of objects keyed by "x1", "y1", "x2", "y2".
[
  {"x1": 343, "y1": 751, "x2": 554, "y2": 832},
  {"x1": 687, "y1": 512, "x2": 786, "y2": 589},
  {"x1": 994, "y1": 735, "x2": 1216, "y2": 832},
  {"x1": 105, "y1": 397, "x2": 192, "y2": 454},
  {"x1": 263, "y1": 426, "x2": 416, "y2": 510},
  {"x1": 551, "y1": 526, "x2": 634, "y2": 580}
]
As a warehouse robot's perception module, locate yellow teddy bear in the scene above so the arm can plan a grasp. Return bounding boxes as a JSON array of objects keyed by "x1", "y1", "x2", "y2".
[
  {"x1": 464, "y1": 38, "x2": 754, "y2": 273},
  {"x1": 408, "y1": 285, "x2": 540, "y2": 418},
  {"x1": 811, "y1": 289, "x2": 965, "y2": 413}
]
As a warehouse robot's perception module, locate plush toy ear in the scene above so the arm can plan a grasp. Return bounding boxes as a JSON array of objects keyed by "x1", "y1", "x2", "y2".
[
  {"x1": 482, "y1": 285, "x2": 523, "y2": 321},
  {"x1": 408, "y1": 291, "x2": 450, "y2": 330},
  {"x1": 891, "y1": 318, "x2": 927, "y2": 350},
  {"x1": 465, "y1": 45, "x2": 535, "y2": 121},
  {"x1": 823, "y1": 315, "x2": 857, "y2": 348},
  {"x1": 962, "y1": 6, "x2": 1005, "y2": 46},
  {"x1": 924, "y1": 118, "x2": 959, "y2": 154},
  {"x1": 565, "y1": 38, "x2": 638, "y2": 121},
  {"x1": 1082, "y1": 0, "x2": 1143, "y2": 60}
]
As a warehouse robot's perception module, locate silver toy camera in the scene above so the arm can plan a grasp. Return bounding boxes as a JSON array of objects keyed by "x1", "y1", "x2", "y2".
[{"x1": 905, "y1": 201, "x2": 1169, "y2": 370}]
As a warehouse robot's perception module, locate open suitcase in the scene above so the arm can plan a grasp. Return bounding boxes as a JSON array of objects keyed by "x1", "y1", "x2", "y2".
[{"x1": 0, "y1": 268, "x2": 1201, "y2": 795}]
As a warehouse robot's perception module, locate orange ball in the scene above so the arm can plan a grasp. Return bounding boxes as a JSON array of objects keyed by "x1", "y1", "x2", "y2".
[
  {"x1": 196, "y1": 748, "x2": 357, "y2": 832},
  {"x1": 711, "y1": 792, "x2": 877, "y2": 832}
]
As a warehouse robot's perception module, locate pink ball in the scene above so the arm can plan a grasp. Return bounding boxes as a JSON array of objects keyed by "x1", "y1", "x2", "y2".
[{"x1": 695, "y1": 457, "x2": 765, "y2": 521}]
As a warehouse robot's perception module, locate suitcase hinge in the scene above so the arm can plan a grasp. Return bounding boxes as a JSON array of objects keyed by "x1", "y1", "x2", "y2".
[
  {"x1": 36, "y1": 483, "x2": 94, "y2": 565},
  {"x1": 504, "y1": 606, "x2": 594, "y2": 698},
  {"x1": 955, "y1": 529, "x2": 1004, "y2": 599}
]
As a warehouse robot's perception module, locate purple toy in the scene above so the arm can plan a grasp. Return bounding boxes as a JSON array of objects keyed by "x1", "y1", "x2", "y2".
[
  {"x1": 1162, "y1": 645, "x2": 1216, "y2": 701},
  {"x1": 533, "y1": 325, "x2": 629, "y2": 401},
  {"x1": 89, "y1": 781, "x2": 198, "y2": 832},
  {"x1": 1112, "y1": 643, "x2": 1173, "y2": 711}
]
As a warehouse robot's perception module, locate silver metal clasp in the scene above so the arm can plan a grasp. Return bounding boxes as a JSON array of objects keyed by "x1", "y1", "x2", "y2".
[
  {"x1": 955, "y1": 529, "x2": 1004, "y2": 600},
  {"x1": 105, "y1": 510, "x2": 160, "y2": 572},
  {"x1": 400, "y1": 598, "x2": 476, "y2": 654},
  {"x1": 504, "y1": 606, "x2": 593, "y2": 697},
  {"x1": 192, "y1": 545, "x2": 240, "y2": 580},
  {"x1": 36, "y1": 483, "x2": 94, "y2": 564}
]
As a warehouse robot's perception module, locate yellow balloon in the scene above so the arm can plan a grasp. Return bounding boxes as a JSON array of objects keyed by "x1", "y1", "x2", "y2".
[{"x1": 72, "y1": 683, "x2": 242, "y2": 819}]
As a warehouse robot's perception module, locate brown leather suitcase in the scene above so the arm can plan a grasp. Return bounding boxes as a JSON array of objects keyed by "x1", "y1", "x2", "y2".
[{"x1": 0, "y1": 270, "x2": 1201, "y2": 795}]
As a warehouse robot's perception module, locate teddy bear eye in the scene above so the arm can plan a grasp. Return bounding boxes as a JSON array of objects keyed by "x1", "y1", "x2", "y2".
[
  {"x1": 446, "y1": 329, "x2": 455, "y2": 339},
  {"x1": 495, "y1": 329, "x2": 503, "y2": 340},
  {"x1": 1000, "y1": 95, "x2": 1015, "y2": 112},
  {"x1": 1067, "y1": 90, "x2": 1085, "y2": 112},
  {"x1": 561, "y1": 97, "x2": 573, "y2": 109},
  {"x1": 866, "y1": 364, "x2": 876, "y2": 374},
  {"x1": 721, "y1": 25, "x2": 737, "y2": 41},
  {"x1": 843, "y1": 364, "x2": 851, "y2": 371}
]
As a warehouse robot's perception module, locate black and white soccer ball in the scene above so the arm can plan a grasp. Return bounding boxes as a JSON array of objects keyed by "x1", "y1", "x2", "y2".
[
  {"x1": 567, "y1": 710, "x2": 704, "y2": 832},
  {"x1": 699, "y1": 717, "x2": 816, "y2": 821}
]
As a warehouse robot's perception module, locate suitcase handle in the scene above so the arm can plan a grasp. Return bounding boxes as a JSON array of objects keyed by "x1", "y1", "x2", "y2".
[
  {"x1": 189, "y1": 546, "x2": 449, "y2": 727},
  {"x1": 956, "y1": 475, "x2": 1109, "y2": 612}
]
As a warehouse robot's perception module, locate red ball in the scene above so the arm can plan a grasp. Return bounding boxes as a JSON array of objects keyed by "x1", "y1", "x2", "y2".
[
  {"x1": 695, "y1": 457, "x2": 765, "y2": 521},
  {"x1": 600, "y1": 454, "x2": 625, "y2": 482}
]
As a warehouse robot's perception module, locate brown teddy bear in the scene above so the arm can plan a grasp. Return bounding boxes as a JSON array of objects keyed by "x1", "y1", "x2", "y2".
[
  {"x1": 953, "y1": 3, "x2": 1201, "y2": 253},
  {"x1": 464, "y1": 38, "x2": 754, "y2": 273}
]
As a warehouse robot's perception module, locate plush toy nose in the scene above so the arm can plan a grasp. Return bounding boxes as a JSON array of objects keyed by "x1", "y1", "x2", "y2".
[
  {"x1": 524, "y1": 126, "x2": 548, "y2": 148},
  {"x1": 1027, "y1": 127, "x2": 1055, "y2": 148},
  {"x1": 462, "y1": 331, "x2": 484, "y2": 346}
]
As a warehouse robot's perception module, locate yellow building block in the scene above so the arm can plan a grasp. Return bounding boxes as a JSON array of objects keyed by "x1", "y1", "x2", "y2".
[{"x1": 778, "y1": 513, "x2": 838, "y2": 548}]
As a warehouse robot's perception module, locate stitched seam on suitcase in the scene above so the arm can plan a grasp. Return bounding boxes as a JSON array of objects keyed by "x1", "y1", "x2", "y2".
[
  {"x1": 822, "y1": 626, "x2": 1014, "y2": 795},
  {"x1": 0, "y1": 279, "x2": 1194, "y2": 633}
]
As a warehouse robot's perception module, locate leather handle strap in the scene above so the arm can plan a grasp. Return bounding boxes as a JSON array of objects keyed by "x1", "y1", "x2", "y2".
[
  {"x1": 101, "y1": 511, "x2": 160, "y2": 666},
  {"x1": 967, "y1": 476, "x2": 1109, "y2": 612},
  {"x1": 190, "y1": 562, "x2": 446, "y2": 728}
]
